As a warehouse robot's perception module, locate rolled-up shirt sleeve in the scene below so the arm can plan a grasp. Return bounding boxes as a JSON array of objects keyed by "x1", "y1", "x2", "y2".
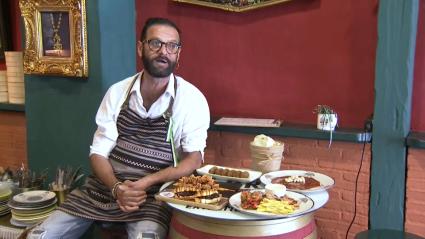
[
  {"x1": 179, "y1": 91, "x2": 210, "y2": 155},
  {"x1": 89, "y1": 87, "x2": 121, "y2": 158}
]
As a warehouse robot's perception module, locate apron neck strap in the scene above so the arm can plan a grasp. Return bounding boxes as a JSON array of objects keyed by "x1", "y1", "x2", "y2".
[
  {"x1": 163, "y1": 75, "x2": 177, "y2": 120},
  {"x1": 121, "y1": 73, "x2": 178, "y2": 117},
  {"x1": 121, "y1": 73, "x2": 140, "y2": 110}
]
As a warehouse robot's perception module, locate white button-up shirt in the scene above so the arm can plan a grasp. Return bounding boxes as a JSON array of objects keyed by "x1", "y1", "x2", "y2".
[{"x1": 90, "y1": 72, "x2": 210, "y2": 160}]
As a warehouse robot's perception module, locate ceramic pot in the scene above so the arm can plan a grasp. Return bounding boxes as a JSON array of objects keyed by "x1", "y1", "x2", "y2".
[{"x1": 317, "y1": 113, "x2": 338, "y2": 131}]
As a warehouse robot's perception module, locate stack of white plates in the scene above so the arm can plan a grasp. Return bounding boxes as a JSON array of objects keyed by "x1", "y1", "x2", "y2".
[
  {"x1": 0, "y1": 185, "x2": 12, "y2": 216},
  {"x1": 5, "y1": 51, "x2": 25, "y2": 104},
  {"x1": 8, "y1": 190, "x2": 57, "y2": 227},
  {"x1": 0, "y1": 71, "x2": 7, "y2": 103}
]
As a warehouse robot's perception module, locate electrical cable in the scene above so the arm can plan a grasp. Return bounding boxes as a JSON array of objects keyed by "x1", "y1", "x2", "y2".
[{"x1": 345, "y1": 136, "x2": 367, "y2": 239}]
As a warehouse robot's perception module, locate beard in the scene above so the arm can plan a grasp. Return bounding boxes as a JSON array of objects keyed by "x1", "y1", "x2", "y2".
[{"x1": 142, "y1": 51, "x2": 177, "y2": 78}]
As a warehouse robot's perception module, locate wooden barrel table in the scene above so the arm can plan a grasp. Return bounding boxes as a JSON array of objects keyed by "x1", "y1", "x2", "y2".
[{"x1": 168, "y1": 210, "x2": 316, "y2": 239}]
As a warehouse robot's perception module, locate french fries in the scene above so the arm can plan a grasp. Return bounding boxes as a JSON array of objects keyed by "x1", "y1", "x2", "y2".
[{"x1": 257, "y1": 198, "x2": 299, "y2": 214}]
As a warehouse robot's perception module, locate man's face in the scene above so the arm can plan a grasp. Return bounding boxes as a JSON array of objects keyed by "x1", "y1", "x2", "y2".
[{"x1": 139, "y1": 25, "x2": 181, "y2": 78}]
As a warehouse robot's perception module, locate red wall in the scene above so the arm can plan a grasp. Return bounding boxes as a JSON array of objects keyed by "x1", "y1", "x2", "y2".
[
  {"x1": 0, "y1": 0, "x2": 21, "y2": 70},
  {"x1": 136, "y1": 0, "x2": 377, "y2": 128},
  {"x1": 412, "y1": 1, "x2": 425, "y2": 131}
]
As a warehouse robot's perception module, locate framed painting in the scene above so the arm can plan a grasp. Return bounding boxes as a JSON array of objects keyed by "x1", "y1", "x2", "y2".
[
  {"x1": 19, "y1": 0, "x2": 88, "y2": 77},
  {"x1": 171, "y1": 0, "x2": 293, "y2": 12},
  {"x1": 0, "y1": 0, "x2": 11, "y2": 60}
]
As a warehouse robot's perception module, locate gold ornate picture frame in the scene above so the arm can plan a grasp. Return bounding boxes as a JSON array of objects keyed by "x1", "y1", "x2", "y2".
[
  {"x1": 172, "y1": 0, "x2": 292, "y2": 12},
  {"x1": 19, "y1": 0, "x2": 88, "y2": 77}
]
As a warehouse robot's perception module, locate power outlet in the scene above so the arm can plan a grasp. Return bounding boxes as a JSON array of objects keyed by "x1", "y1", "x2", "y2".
[{"x1": 364, "y1": 114, "x2": 373, "y2": 132}]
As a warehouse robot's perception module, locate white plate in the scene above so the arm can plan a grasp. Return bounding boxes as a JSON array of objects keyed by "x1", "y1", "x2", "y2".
[
  {"x1": 8, "y1": 199, "x2": 57, "y2": 210},
  {"x1": 229, "y1": 190, "x2": 314, "y2": 219},
  {"x1": 13, "y1": 190, "x2": 56, "y2": 204},
  {"x1": 260, "y1": 170, "x2": 335, "y2": 193},
  {"x1": 10, "y1": 218, "x2": 38, "y2": 228},
  {"x1": 196, "y1": 165, "x2": 262, "y2": 183}
]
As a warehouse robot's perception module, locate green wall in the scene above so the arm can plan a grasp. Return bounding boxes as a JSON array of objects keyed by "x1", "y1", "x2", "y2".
[{"x1": 25, "y1": 0, "x2": 136, "y2": 180}]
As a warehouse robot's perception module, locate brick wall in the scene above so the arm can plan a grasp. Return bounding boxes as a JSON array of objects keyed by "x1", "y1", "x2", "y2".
[
  {"x1": 405, "y1": 148, "x2": 425, "y2": 237},
  {"x1": 205, "y1": 131, "x2": 371, "y2": 239},
  {"x1": 0, "y1": 111, "x2": 27, "y2": 170}
]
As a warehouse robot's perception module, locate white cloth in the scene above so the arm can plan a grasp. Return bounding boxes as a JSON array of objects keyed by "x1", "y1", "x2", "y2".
[{"x1": 90, "y1": 72, "x2": 210, "y2": 160}]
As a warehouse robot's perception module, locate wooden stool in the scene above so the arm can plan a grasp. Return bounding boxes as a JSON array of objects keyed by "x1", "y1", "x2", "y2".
[{"x1": 355, "y1": 229, "x2": 424, "y2": 239}]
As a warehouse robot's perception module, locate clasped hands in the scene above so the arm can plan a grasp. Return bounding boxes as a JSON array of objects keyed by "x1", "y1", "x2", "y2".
[{"x1": 115, "y1": 180, "x2": 148, "y2": 212}]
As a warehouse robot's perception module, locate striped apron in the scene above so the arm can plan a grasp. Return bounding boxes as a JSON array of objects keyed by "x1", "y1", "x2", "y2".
[{"x1": 59, "y1": 74, "x2": 176, "y2": 230}]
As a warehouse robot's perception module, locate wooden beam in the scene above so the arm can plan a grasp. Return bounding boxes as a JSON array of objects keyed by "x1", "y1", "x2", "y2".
[{"x1": 371, "y1": 0, "x2": 419, "y2": 230}]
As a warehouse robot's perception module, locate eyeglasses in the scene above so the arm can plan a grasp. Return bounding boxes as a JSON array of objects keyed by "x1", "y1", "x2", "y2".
[{"x1": 143, "y1": 39, "x2": 181, "y2": 54}]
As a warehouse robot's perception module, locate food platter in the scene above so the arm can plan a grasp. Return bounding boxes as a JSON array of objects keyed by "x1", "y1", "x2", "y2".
[
  {"x1": 260, "y1": 170, "x2": 335, "y2": 193},
  {"x1": 166, "y1": 189, "x2": 329, "y2": 221},
  {"x1": 229, "y1": 190, "x2": 314, "y2": 219},
  {"x1": 13, "y1": 190, "x2": 56, "y2": 204},
  {"x1": 196, "y1": 164, "x2": 262, "y2": 183},
  {"x1": 155, "y1": 191, "x2": 228, "y2": 211},
  {"x1": 155, "y1": 177, "x2": 233, "y2": 211}
]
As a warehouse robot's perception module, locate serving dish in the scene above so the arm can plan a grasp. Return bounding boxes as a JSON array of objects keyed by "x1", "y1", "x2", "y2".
[
  {"x1": 196, "y1": 164, "x2": 262, "y2": 183},
  {"x1": 260, "y1": 170, "x2": 335, "y2": 193},
  {"x1": 228, "y1": 189, "x2": 314, "y2": 219}
]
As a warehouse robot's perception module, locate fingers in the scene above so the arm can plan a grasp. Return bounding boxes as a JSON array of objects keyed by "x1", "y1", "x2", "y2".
[
  {"x1": 120, "y1": 202, "x2": 139, "y2": 212},
  {"x1": 116, "y1": 182, "x2": 147, "y2": 211},
  {"x1": 117, "y1": 198, "x2": 145, "y2": 212}
]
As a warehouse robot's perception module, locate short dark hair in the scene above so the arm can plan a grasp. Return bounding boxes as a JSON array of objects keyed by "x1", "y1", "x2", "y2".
[{"x1": 140, "y1": 17, "x2": 182, "y2": 43}]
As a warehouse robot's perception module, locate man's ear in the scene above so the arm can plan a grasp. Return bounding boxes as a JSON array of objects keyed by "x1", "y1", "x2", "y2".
[
  {"x1": 137, "y1": 41, "x2": 143, "y2": 58},
  {"x1": 176, "y1": 49, "x2": 181, "y2": 62}
]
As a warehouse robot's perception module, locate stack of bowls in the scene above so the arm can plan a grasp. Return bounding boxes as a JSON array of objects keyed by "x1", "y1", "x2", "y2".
[
  {"x1": 8, "y1": 190, "x2": 57, "y2": 227},
  {"x1": 0, "y1": 71, "x2": 7, "y2": 102},
  {"x1": 5, "y1": 51, "x2": 25, "y2": 104}
]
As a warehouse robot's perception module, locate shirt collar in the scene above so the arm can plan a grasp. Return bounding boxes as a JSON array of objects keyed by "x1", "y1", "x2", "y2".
[{"x1": 130, "y1": 71, "x2": 176, "y2": 99}]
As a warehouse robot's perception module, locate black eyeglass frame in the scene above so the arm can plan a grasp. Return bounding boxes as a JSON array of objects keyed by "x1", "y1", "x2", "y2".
[{"x1": 142, "y1": 39, "x2": 181, "y2": 54}]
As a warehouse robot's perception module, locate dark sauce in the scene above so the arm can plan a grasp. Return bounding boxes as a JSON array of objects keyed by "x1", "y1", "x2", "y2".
[{"x1": 271, "y1": 176, "x2": 321, "y2": 190}]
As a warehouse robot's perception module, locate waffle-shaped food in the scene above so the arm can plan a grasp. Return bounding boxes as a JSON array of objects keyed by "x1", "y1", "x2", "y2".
[{"x1": 173, "y1": 175, "x2": 222, "y2": 204}]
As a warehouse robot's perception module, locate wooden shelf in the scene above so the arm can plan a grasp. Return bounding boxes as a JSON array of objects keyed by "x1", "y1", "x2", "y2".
[
  {"x1": 407, "y1": 132, "x2": 425, "y2": 149},
  {"x1": 210, "y1": 118, "x2": 371, "y2": 143},
  {"x1": 0, "y1": 103, "x2": 25, "y2": 112}
]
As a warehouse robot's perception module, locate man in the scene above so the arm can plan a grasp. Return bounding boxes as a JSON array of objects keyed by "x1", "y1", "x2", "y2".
[{"x1": 29, "y1": 17, "x2": 210, "y2": 239}]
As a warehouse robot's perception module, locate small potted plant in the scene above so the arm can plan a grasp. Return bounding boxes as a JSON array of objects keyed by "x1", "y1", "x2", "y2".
[{"x1": 314, "y1": 105, "x2": 338, "y2": 131}]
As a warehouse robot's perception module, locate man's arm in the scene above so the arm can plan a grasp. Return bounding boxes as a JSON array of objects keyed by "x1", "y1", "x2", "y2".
[
  {"x1": 91, "y1": 153, "x2": 147, "y2": 212},
  {"x1": 132, "y1": 151, "x2": 202, "y2": 188},
  {"x1": 90, "y1": 153, "x2": 119, "y2": 190},
  {"x1": 116, "y1": 151, "x2": 202, "y2": 212}
]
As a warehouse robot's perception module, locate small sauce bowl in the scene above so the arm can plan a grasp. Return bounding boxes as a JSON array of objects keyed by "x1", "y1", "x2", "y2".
[{"x1": 265, "y1": 183, "x2": 286, "y2": 198}]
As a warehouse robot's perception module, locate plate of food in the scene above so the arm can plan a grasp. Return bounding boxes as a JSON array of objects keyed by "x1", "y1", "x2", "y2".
[
  {"x1": 196, "y1": 164, "x2": 262, "y2": 183},
  {"x1": 229, "y1": 189, "x2": 314, "y2": 218},
  {"x1": 260, "y1": 170, "x2": 335, "y2": 192},
  {"x1": 155, "y1": 175, "x2": 232, "y2": 210}
]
